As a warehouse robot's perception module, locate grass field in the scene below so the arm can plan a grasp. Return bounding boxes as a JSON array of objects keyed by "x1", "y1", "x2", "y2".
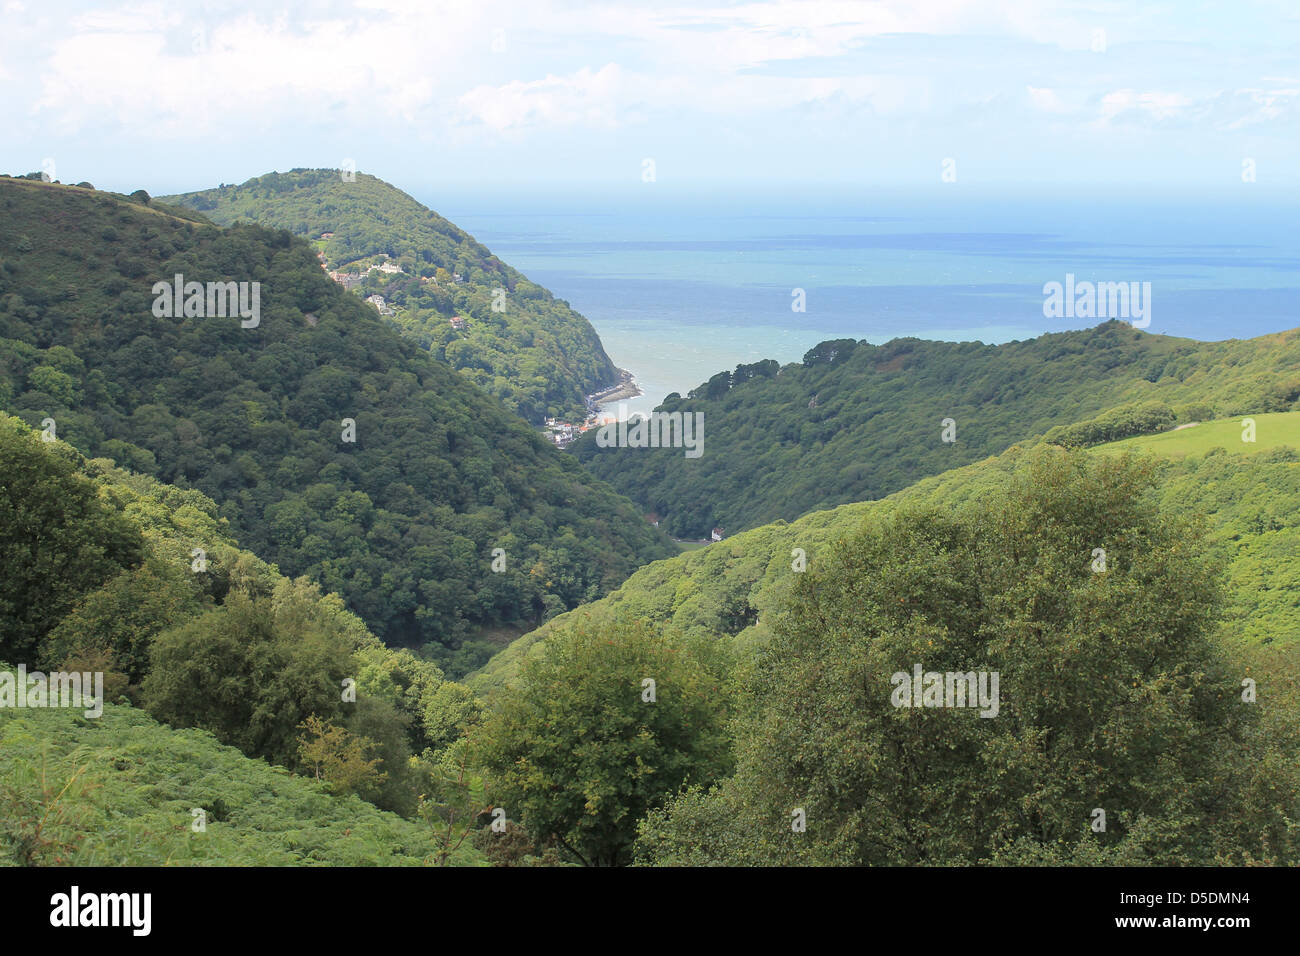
[
  {"x1": 675, "y1": 539, "x2": 712, "y2": 552},
  {"x1": 1097, "y1": 411, "x2": 1300, "y2": 457}
]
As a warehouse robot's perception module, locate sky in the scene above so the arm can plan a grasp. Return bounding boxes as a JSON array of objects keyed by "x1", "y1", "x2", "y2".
[{"x1": 0, "y1": 0, "x2": 1297, "y2": 198}]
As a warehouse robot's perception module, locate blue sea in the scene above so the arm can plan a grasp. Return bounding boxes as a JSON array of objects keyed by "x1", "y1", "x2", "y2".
[{"x1": 434, "y1": 187, "x2": 1300, "y2": 418}]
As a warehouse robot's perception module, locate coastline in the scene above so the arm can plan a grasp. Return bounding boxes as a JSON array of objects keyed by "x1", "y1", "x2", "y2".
[{"x1": 589, "y1": 368, "x2": 642, "y2": 409}]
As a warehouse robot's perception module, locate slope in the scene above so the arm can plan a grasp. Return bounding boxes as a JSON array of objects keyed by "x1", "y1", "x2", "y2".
[
  {"x1": 572, "y1": 322, "x2": 1300, "y2": 538},
  {"x1": 0, "y1": 701, "x2": 482, "y2": 866},
  {"x1": 164, "y1": 169, "x2": 618, "y2": 424},
  {"x1": 0, "y1": 176, "x2": 674, "y2": 651},
  {"x1": 474, "y1": 421, "x2": 1300, "y2": 699}
]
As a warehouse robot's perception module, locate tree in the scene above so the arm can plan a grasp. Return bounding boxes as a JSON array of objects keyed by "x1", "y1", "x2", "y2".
[
  {"x1": 297, "y1": 715, "x2": 387, "y2": 799},
  {"x1": 143, "y1": 579, "x2": 356, "y2": 766},
  {"x1": 637, "y1": 448, "x2": 1270, "y2": 866},
  {"x1": 0, "y1": 420, "x2": 143, "y2": 662},
  {"x1": 416, "y1": 741, "x2": 493, "y2": 867},
  {"x1": 471, "y1": 618, "x2": 731, "y2": 866}
]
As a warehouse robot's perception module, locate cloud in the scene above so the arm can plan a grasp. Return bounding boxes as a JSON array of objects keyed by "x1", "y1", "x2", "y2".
[
  {"x1": 457, "y1": 64, "x2": 628, "y2": 132},
  {"x1": 1026, "y1": 86, "x2": 1066, "y2": 112},
  {"x1": 1096, "y1": 89, "x2": 1194, "y2": 125}
]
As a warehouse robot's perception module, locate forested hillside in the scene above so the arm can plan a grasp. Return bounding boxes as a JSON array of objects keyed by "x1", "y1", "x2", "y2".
[
  {"x1": 574, "y1": 322, "x2": 1300, "y2": 537},
  {"x1": 0, "y1": 177, "x2": 673, "y2": 654},
  {"x1": 165, "y1": 170, "x2": 617, "y2": 424},
  {"x1": 0, "y1": 414, "x2": 495, "y2": 865},
  {"x1": 466, "y1": 439, "x2": 1300, "y2": 866},
  {"x1": 475, "y1": 416, "x2": 1300, "y2": 700}
]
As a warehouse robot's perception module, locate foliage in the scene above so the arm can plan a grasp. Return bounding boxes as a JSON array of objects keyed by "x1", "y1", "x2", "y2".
[
  {"x1": 0, "y1": 697, "x2": 483, "y2": 866},
  {"x1": 297, "y1": 714, "x2": 388, "y2": 800},
  {"x1": 470, "y1": 619, "x2": 733, "y2": 865},
  {"x1": 0, "y1": 420, "x2": 143, "y2": 663},
  {"x1": 0, "y1": 414, "x2": 487, "y2": 826},
  {"x1": 634, "y1": 450, "x2": 1298, "y2": 865},
  {"x1": 575, "y1": 322, "x2": 1300, "y2": 537},
  {"x1": 0, "y1": 177, "x2": 673, "y2": 647},
  {"x1": 164, "y1": 169, "x2": 618, "y2": 423}
]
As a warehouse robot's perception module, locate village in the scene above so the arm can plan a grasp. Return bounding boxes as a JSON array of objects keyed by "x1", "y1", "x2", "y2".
[{"x1": 315, "y1": 241, "x2": 725, "y2": 549}]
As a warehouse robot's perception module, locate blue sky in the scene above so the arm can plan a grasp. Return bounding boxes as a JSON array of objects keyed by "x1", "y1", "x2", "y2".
[{"x1": 1, "y1": 0, "x2": 1297, "y2": 197}]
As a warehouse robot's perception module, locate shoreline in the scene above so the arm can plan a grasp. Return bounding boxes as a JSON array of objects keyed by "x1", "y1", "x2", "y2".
[{"x1": 589, "y1": 368, "x2": 642, "y2": 409}]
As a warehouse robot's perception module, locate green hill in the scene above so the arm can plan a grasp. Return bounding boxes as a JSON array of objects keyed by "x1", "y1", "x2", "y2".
[
  {"x1": 164, "y1": 169, "x2": 618, "y2": 424},
  {"x1": 468, "y1": 444, "x2": 1300, "y2": 867},
  {"x1": 474, "y1": 427, "x2": 1300, "y2": 700},
  {"x1": 1099, "y1": 411, "x2": 1300, "y2": 457},
  {"x1": 0, "y1": 176, "x2": 673, "y2": 652},
  {"x1": 0, "y1": 701, "x2": 481, "y2": 866},
  {"x1": 0, "y1": 413, "x2": 496, "y2": 862},
  {"x1": 573, "y1": 322, "x2": 1300, "y2": 538}
]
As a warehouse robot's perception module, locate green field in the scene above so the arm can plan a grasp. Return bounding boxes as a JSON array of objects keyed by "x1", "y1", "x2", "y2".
[
  {"x1": 1098, "y1": 411, "x2": 1300, "y2": 457},
  {"x1": 675, "y1": 540, "x2": 712, "y2": 552}
]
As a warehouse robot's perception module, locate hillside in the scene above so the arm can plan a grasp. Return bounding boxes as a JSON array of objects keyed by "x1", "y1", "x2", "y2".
[
  {"x1": 0, "y1": 176, "x2": 674, "y2": 654},
  {"x1": 572, "y1": 322, "x2": 1300, "y2": 538},
  {"x1": 0, "y1": 702, "x2": 481, "y2": 866},
  {"x1": 0, "y1": 413, "x2": 501, "y2": 861},
  {"x1": 164, "y1": 170, "x2": 618, "y2": 424},
  {"x1": 473, "y1": 418, "x2": 1300, "y2": 699},
  {"x1": 466, "y1": 443, "x2": 1300, "y2": 866}
]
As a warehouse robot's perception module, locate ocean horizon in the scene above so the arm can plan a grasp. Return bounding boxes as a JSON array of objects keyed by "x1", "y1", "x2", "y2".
[{"x1": 438, "y1": 188, "x2": 1300, "y2": 418}]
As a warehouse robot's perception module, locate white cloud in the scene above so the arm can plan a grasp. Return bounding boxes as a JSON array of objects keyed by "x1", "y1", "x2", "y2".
[
  {"x1": 1096, "y1": 89, "x2": 1194, "y2": 125},
  {"x1": 1026, "y1": 86, "x2": 1067, "y2": 112},
  {"x1": 457, "y1": 64, "x2": 628, "y2": 131}
]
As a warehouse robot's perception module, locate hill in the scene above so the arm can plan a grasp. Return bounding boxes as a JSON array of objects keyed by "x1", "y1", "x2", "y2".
[
  {"x1": 0, "y1": 176, "x2": 673, "y2": 654},
  {"x1": 466, "y1": 444, "x2": 1300, "y2": 866},
  {"x1": 164, "y1": 169, "x2": 618, "y2": 424},
  {"x1": 572, "y1": 322, "x2": 1300, "y2": 538},
  {"x1": 1098, "y1": 411, "x2": 1300, "y2": 457},
  {"x1": 0, "y1": 412, "x2": 501, "y2": 861},
  {"x1": 473, "y1": 419, "x2": 1300, "y2": 699},
  {"x1": 0, "y1": 701, "x2": 481, "y2": 866}
]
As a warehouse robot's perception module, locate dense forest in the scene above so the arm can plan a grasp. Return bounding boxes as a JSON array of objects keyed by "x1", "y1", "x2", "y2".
[
  {"x1": 3, "y1": 171, "x2": 1298, "y2": 871},
  {"x1": 0, "y1": 177, "x2": 673, "y2": 662},
  {"x1": 164, "y1": 170, "x2": 618, "y2": 424},
  {"x1": 574, "y1": 324, "x2": 1300, "y2": 537},
  {"x1": 13, "y1": 397, "x2": 1295, "y2": 868},
  {"x1": 468, "y1": 437, "x2": 1300, "y2": 866},
  {"x1": 0, "y1": 414, "x2": 494, "y2": 863}
]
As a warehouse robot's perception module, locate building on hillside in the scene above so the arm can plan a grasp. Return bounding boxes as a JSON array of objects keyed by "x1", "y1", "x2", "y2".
[
  {"x1": 365, "y1": 294, "x2": 395, "y2": 316},
  {"x1": 329, "y1": 271, "x2": 364, "y2": 290},
  {"x1": 320, "y1": 232, "x2": 335, "y2": 239},
  {"x1": 449, "y1": 316, "x2": 467, "y2": 330},
  {"x1": 711, "y1": 527, "x2": 725, "y2": 542}
]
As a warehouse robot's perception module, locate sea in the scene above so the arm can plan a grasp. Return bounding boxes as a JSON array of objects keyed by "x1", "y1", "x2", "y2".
[{"x1": 435, "y1": 186, "x2": 1300, "y2": 418}]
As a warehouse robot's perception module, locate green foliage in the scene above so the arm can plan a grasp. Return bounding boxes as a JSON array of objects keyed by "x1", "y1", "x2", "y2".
[
  {"x1": 0, "y1": 419, "x2": 143, "y2": 663},
  {"x1": 0, "y1": 177, "x2": 673, "y2": 646},
  {"x1": 297, "y1": 714, "x2": 388, "y2": 800},
  {"x1": 1044, "y1": 399, "x2": 1177, "y2": 447},
  {"x1": 0, "y1": 697, "x2": 483, "y2": 865},
  {"x1": 1, "y1": 413, "x2": 491, "y2": 828},
  {"x1": 163, "y1": 169, "x2": 618, "y2": 423},
  {"x1": 635, "y1": 450, "x2": 1298, "y2": 866},
  {"x1": 575, "y1": 322, "x2": 1300, "y2": 537},
  {"x1": 470, "y1": 619, "x2": 733, "y2": 865},
  {"x1": 143, "y1": 579, "x2": 361, "y2": 768}
]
